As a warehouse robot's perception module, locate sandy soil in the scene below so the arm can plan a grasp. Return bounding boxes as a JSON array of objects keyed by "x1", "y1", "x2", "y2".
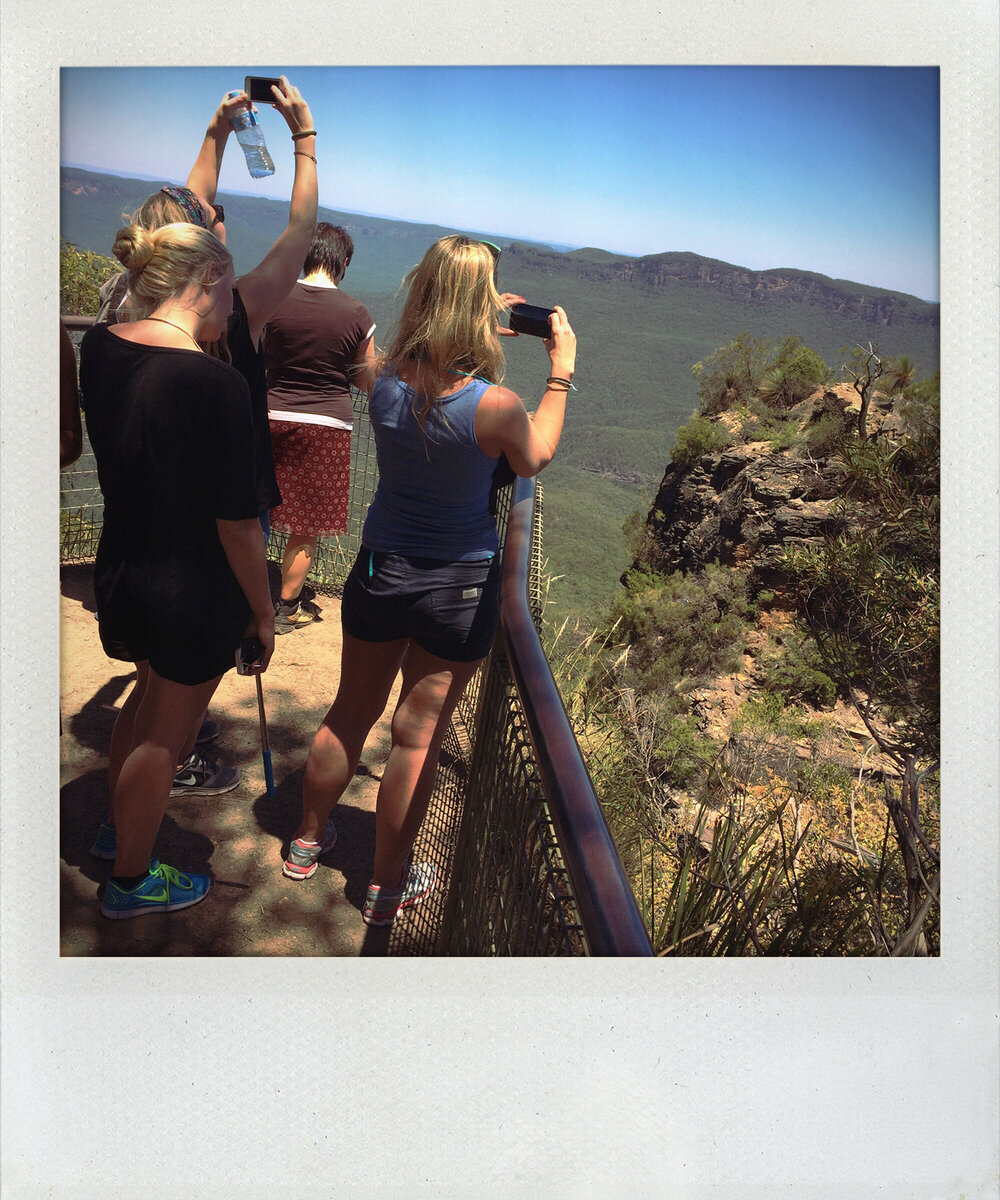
[{"x1": 59, "y1": 562, "x2": 405, "y2": 957}]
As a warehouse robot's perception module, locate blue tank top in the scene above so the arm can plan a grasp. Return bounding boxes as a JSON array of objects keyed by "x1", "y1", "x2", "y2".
[{"x1": 362, "y1": 372, "x2": 501, "y2": 560}]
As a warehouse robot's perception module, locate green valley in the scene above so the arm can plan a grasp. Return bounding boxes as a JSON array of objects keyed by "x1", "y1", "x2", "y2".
[{"x1": 60, "y1": 167, "x2": 940, "y2": 623}]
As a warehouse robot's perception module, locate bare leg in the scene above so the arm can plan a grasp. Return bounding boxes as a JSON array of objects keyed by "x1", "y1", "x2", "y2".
[
  {"x1": 176, "y1": 705, "x2": 209, "y2": 765},
  {"x1": 111, "y1": 669, "x2": 223, "y2": 877},
  {"x1": 372, "y1": 645, "x2": 482, "y2": 888},
  {"x1": 107, "y1": 661, "x2": 150, "y2": 808},
  {"x1": 106, "y1": 662, "x2": 204, "y2": 823},
  {"x1": 297, "y1": 632, "x2": 409, "y2": 843},
  {"x1": 280, "y1": 532, "x2": 318, "y2": 602}
]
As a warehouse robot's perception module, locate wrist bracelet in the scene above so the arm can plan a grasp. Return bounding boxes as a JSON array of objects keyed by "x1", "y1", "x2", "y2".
[
  {"x1": 293, "y1": 151, "x2": 317, "y2": 163},
  {"x1": 546, "y1": 376, "x2": 573, "y2": 387},
  {"x1": 291, "y1": 129, "x2": 317, "y2": 140}
]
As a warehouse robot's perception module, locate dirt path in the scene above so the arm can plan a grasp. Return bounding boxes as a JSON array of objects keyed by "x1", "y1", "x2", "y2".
[{"x1": 59, "y1": 563, "x2": 404, "y2": 957}]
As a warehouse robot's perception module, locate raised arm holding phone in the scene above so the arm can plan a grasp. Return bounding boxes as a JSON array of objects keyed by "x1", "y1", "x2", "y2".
[
  {"x1": 87, "y1": 77, "x2": 319, "y2": 898},
  {"x1": 282, "y1": 236, "x2": 578, "y2": 928}
]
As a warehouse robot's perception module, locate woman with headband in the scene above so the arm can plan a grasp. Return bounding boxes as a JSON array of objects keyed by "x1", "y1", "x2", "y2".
[{"x1": 82, "y1": 221, "x2": 269, "y2": 918}]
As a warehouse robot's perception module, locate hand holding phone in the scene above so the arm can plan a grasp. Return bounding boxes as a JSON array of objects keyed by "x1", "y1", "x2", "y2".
[
  {"x1": 508, "y1": 303, "x2": 557, "y2": 339},
  {"x1": 235, "y1": 635, "x2": 266, "y2": 675},
  {"x1": 545, "y1": 304, "x2": 577, "y2": 381},
  {"x1": 244, "y1": 76, "x2": 283, "y2": 104}
]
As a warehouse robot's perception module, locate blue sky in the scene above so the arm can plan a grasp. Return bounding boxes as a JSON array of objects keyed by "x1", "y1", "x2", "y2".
[{"x1": 60, "y1": 65, "x2": 940, "y2": 301}]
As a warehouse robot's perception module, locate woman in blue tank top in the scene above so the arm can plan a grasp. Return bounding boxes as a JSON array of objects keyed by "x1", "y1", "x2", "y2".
[{"x1": 281, "y1": 235, "x2": 577, "y2": 927}]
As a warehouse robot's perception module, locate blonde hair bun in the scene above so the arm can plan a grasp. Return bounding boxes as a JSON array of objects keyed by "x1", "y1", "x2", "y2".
[{"x1": 112, "y1": 224, "x2": 155, "y2": 272}]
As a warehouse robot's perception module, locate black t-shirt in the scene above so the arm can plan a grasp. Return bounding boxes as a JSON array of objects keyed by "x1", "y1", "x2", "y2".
[
  {"x1": 227, "y1": 287, "x2": 281, "y2": 513},
  {"x1": 80, "y1": 324, "x2": 259, "y2": 681}
]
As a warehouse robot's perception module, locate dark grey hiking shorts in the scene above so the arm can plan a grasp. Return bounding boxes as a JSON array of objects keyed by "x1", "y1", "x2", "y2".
[{"x1": 341, "y1": 547, "x2": 502, "y2": 663}]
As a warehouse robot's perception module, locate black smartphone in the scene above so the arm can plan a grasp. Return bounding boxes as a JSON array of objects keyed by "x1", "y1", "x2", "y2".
[
  {"x1": 508, "y1": 303, "x2": 555, "y2": 339},
  {"x1": 235, "y1": 636, "x2": 265, "y2": 675},
  {"x1": 244, "y1": 76, "x2": 282, "y2": 104}
]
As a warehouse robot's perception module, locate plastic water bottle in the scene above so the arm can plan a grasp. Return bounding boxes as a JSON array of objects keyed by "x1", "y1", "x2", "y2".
[{"x1": 227, "y1": 90, "x2": 275, "y2": 179}]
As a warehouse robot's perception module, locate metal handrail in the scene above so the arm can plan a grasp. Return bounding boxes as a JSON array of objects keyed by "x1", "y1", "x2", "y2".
[
  {"x1": 499, "y1": 475, "x2": 653, "y2": 956},
  {"x1": 61, "y1": 314, "x2": 95, "y2": 332}
]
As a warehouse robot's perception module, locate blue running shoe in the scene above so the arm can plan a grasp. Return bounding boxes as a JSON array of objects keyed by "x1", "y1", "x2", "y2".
[
  {"x1": 100, "y1": 859, "x2": 211, "y2": 920},
  {"x1": 90, "y1": 821, "x2": 117, "y2": 861}
]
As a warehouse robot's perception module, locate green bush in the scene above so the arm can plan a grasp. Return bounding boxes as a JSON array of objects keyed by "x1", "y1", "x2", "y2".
[
  {"x1": 61, "y1": 240, "x2": 121, "y2": 316},
  {"x1": 780, "y1": 396, "x2": 939, "y2": 760},
  {"x1": 609, "y1": 563, "x2": 754, "y2": 695},
  {"x1": 694, "y1": 333, "x2": 773, "y2": 415},
  {"x1": 794, "y1": 758, "x2": 853, "y2": 805},
  {"x1": 763, "y1": 421, "x2": 799, "y2": 452},
  {"x1": 730, "y1": 691, "x2": 798, "y2": 736},
  {"x1": 758, "y1": 344, "x2": 828, "y2": 408},
  {"x1": 622, "y1": 507, "x2": 665, "y2": 571},
  {"x1": 761, "y1": 632, "x2": 838, "y2": 708},
  {"x1": 804, "y1": 412, "x2": 850, "y2": 456},
  {"x1": 670, "y1": 414, "x2": 733, "y2": 467},
  {"x1": 652, "y1": 712, "x2": 717, "y2": 789}
]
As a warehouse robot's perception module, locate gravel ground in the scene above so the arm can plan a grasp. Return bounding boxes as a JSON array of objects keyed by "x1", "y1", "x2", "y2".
[{"x1": 59, "y1": 562, "x2": 405, "y2": 957}]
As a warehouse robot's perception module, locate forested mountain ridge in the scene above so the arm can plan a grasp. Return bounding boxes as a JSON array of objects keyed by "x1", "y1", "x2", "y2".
[
  {"x1": 60, "y1": 166, "x2": 941, "y2": 618},
  {"x1": 509, "y1": 242, "x2": 939, "y2": 326}
]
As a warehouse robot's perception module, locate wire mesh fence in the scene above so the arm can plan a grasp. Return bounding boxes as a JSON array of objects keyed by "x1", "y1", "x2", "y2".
[{"x1": 392, "y1": 482, "x2": 589, "y2": 957}]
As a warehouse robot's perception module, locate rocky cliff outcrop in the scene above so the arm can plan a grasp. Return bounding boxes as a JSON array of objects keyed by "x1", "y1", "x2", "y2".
[{"x1": 638, "y1": 385, "x2": 904, "y2": 591}]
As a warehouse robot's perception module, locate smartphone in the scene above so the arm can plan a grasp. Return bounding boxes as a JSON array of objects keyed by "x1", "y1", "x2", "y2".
[
  {"x1": 235, "y1": 636, "x2": 265, "y2": 675},
  {"x1": 244, "y1": 76, "x2": 282, "y2": 104},
  {"x1": 508, "y1": 303, "x2": 556, "y2": 339}
]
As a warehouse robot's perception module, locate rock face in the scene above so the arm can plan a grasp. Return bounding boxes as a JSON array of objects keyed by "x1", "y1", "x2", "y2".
[
  {"x1": 614, "y1": 254, "x2": 937, "y2": 328},
  {"x1": 639, "y1": 386, "x2": 903, "y2": 589}
]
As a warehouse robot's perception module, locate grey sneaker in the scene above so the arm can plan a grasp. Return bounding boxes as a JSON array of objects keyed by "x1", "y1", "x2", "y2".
[
  {"x1": 274, "y1": 599, "x2": 315, "y2": 635},
  {"x1": 362, "y1": 860, "x2": 436, "y2": 927},
  {"x1": 169, "y1": 750, "x2": 241, "y2": 797},
  {"x1": 282, "y1": 820, "x2": 338, "y2": 880},
  {"x1": 195, "y1": 718, "x2": 220, "y2": 746}
]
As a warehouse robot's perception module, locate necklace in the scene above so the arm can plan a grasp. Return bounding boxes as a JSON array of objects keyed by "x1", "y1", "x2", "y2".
[{"x1": 146, "y1": 316, "x2": 202, "y2": 350}]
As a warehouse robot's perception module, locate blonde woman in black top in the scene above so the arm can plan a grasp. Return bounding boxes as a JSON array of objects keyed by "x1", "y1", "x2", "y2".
[{"x1": 81, "y1": 222, "x2": 272, "y2": 918}]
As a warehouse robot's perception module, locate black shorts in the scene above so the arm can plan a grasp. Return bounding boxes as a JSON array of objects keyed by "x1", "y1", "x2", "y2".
[
  {"x1": 94, "y1": 556, "x2": 250, "y2": 687},
  {"x1": 341, "y1": 548, "x2": 502, "y2": 663}
]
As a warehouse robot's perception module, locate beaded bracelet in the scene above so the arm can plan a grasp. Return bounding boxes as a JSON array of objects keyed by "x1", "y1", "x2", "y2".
[
  {"x1": 293, "y1": 151, "x2": 317, "y2": 163},
  {"x1": 291, "y1": 129, "x2": 317, "y2": 141}
]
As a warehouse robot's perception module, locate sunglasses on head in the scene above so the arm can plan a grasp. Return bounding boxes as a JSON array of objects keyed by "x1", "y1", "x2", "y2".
[{"x1": 480, "y1": 239, "x2": 502, "y2": 282}]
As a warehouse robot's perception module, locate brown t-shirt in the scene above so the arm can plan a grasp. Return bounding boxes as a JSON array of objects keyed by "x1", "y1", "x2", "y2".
[{"x1": 263, "y1": 281, "x2": 374, "y2": 425}]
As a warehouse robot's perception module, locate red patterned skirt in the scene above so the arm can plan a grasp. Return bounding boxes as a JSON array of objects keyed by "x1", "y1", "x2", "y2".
[{"x1": 268, "y1": 419, "x2": 351, "y2": 536}]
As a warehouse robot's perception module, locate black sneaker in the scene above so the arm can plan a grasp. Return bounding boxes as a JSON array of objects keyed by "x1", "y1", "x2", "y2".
[{"x1": 169, "y1": 750, "x2": 241, "y2": 797}]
